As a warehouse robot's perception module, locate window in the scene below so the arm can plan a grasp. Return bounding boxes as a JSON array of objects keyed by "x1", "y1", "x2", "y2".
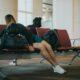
[
  {"x1": 18, "y1": 0, "x2": 33, "y2": 26},
  {"x1": 42, "y1": 0, "x2": 53, "y2": 29}
]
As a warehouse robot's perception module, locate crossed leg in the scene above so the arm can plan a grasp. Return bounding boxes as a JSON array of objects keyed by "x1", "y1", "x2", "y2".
[
  {"x1": 27, "y1": 40, "x2": 66, "y2": 74},
  {"x1": 33, "y1": 41, "x2": 58, "y2": 66}
]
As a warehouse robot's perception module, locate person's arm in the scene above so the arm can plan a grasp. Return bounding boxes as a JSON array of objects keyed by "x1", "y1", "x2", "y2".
[
  {"x1": 0, "y1": 29, "x2": 5, "y2": 37},
  {"x1": 17, "y1": 24, "x2": 35, "y2": 45}
]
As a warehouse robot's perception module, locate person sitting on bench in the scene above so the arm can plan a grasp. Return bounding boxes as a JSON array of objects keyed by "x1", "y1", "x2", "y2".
[{"x1": 2, "y1": 14, "x2": 66, "y2": 74}]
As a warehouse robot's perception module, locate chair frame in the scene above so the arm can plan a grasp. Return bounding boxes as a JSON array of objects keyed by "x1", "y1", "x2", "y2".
[{"x1": 55, "y1": 29, "x2": 80, "y2": 65}]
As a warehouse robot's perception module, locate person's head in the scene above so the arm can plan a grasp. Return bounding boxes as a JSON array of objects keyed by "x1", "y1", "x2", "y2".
[
  {"x1": 5, "y1": 14, "x2": 16, "y2": 25},
  {"x1": 33, "y1": 17, "x2": 42, "y2": 28}
]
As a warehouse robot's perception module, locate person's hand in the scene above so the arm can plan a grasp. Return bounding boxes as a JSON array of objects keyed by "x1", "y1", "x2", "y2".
[{"x1": 28, "y1": 45, "x2": 35, "y2": 51}]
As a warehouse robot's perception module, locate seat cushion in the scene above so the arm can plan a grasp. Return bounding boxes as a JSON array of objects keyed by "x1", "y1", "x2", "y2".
[{"x1": 55, "y1": 29, "x2": 71, "y2": 47}]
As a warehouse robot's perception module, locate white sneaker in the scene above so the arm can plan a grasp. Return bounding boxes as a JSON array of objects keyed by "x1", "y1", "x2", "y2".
[
  {"x1": 9, "y1": 60, "x2": 16, "y2": 66},
  {"x1": 53, "y1": 65, "x2": 66, "y2": 74}
]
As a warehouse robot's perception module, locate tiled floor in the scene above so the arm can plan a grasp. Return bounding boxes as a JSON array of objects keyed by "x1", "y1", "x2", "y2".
[
  {"x1": 0, "y1": 52, "x2": 80, "y2": 80},
  {"x1": 0, "y1": 52, "x2": 80, "y2": 67}
]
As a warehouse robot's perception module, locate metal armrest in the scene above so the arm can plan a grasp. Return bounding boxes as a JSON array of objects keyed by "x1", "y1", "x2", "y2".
[{"x1": 71, "y1": 38, "x2": 80, "y2": 46}]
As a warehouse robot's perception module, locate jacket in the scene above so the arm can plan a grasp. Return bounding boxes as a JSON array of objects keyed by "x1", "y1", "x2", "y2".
[{"x1": 0, "y1": 23, "x2": 35, "y2": 45}]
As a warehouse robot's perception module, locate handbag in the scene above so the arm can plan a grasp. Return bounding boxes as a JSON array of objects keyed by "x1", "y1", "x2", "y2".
[{"x1": 43, "y1": 30, "x2": 60, "y2": 48}]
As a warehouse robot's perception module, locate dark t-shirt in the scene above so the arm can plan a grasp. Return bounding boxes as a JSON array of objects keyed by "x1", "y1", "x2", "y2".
[{"x1": 33, "y1": 35, "x2": 43, "y2": 43}]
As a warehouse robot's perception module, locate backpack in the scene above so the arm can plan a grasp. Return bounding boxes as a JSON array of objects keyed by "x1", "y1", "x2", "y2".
[
  {"x1": 1, "y1": 33, "x2": 28, "y2": 48},
  {"x1": 43, "y1": 30, "x2": 60, "y2": 48},
  {"x1": 0, "y1": 24, "x2": 29, "y2": 48}
]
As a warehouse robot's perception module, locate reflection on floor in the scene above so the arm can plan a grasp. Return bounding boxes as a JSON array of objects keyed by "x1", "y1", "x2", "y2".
[
  {"x1": 0, "y1": 52, "x2": 80, "y2": 80},
  {"x1": 0, "y1": 52, "x2": 80, "y2": 66}
]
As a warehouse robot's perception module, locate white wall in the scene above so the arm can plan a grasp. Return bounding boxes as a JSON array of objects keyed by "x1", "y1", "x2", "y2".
[
  {"x1": 72, "y1": 0, "x2": 80, "y2": 45},
  {"x1": 53, "y1": 0, "x2": 80, "y2": 45},
  {"x1": 0, "y1": 0, "x2": 17, "y2": 24},
  {"x1": 73, "y1": 0, "x2": 80, "y2": 38},
  {"x1": 53, "y1": 0, "x2": 73, "y2": 38}
]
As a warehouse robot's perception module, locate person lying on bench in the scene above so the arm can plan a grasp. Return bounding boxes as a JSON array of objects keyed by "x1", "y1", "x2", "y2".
[{"x1": 2, "y1": 14, "x2": 66, "y2": 74}]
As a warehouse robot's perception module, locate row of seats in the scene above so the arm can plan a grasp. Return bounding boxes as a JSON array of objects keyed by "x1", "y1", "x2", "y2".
[
  {"x1": 0, "y1": 25, "x2": 80, "y2": 65},
  {"x1": 36, "y1": 28, "x2": 80, "y2": 65}
]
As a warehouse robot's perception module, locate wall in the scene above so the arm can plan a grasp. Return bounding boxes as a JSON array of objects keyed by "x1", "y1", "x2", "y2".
[
  {"x1": 0, "y1": 0, "x2": 17, "y2": 24},
  {"x1": 0, "y1": 0, "x2": 42, "y2": 25},
  {"x1": 73, "y1": 0, "x2": 80, "y2": 38},
  {"x1": 33, "y1": 0, "x2": 42, "y2": 18},
  {"x1": 53, "y1": 0, "x2": 73, "y2": 38},
  {"x1": 53, "y1": 0, "x2": 80, "y2": 45},
  {"x1": 73, "y1": 0, "x2": 80, "y2": 45}
]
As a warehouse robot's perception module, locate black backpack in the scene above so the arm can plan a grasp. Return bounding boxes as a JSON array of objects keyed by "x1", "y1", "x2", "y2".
[
  {"x1": 43, "y1": 30, "x2": 60, "y2": 48},
  {"x1": 0, "y1": 24, "x2": 29, "y2": 48}
]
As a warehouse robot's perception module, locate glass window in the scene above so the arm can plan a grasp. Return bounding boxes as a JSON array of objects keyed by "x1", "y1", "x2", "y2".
[
  {"x1": 18, "y1": 0, "x2": 33, "y2": 26},
  {"x1": 18, "y1": 0, "x2": 26, "y2": 11},
  {"x1": 18, "y1": 12, "x2": 27, "y2": 26},
  {"x1": 42, "y1": 0, "x2": 53, "y2": 29},
  {"x1": 26, "y1": 13, "x2": 33, "y2": 25},
  {"x1": 26, "y1": 0, "x2": 33, "y2": 12}
]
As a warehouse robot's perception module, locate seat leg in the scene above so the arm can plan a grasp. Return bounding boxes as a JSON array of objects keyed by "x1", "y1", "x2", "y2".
[
  {"x1": 13, "y1": 58, "x2": 17, "y2": 66},
  {"x1": 69, "y1": 53, "x2": 79, "y2": 65},
  {"x1": 40, "y1": 58, "x2": 45, "y2": 63}
]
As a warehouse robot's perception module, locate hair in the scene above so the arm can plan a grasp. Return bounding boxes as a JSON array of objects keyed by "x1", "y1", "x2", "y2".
[
  {"x1": 5, "y1": 14, "x2": 16, "y2": 24},
  {"x1": 33, "y1": 17, "x2": 42, "y2": 27}
]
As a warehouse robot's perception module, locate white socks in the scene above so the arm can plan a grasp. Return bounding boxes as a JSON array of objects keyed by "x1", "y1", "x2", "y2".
[{"x1": 52, "y1": 65, "x2": 66, "y2": 74}]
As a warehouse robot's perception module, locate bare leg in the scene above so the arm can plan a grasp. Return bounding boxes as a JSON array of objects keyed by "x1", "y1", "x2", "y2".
[
  {"x1": 33, "y1": 42, "x2": 66, "y2": 74},
  {"x1": 33, "y1": 43, "x2": 57, "y2": 66},
  {"x1": 41, "y1": 41, "x2": 58, "y2": 64}
]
